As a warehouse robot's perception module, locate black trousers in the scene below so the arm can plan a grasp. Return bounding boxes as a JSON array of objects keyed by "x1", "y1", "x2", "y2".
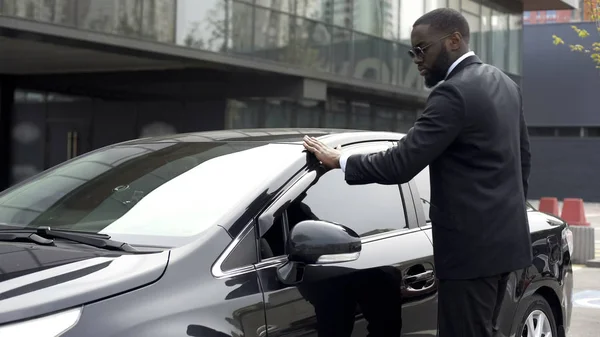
[{"x1": 437, "y1": 272, "x2": 510, "y2": 337}]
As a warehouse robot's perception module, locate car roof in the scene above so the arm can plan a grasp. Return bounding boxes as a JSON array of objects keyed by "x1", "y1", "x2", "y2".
[{"x1": 120, "y1": 128, "x2": 406, "y2": 147}]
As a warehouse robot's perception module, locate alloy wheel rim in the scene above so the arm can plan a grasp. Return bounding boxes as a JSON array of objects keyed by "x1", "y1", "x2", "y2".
[{"x1": 521, "y1": 309, "x2": 553, "y2": 337}]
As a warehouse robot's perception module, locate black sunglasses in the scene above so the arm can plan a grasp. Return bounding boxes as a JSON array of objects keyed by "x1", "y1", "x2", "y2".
[{"x1": 408, "y1": 32, "x2": 456, "y2": 59}]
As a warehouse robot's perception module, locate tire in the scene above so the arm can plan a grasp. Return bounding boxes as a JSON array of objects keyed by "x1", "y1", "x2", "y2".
[{"x1": 514, "y1": 294, "x2": 558, "y2": 337}]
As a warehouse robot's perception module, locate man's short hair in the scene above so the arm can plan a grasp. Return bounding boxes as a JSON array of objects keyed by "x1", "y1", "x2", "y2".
[{"x1": 413, "y1": 8, "x2": 470, "y2": 43}]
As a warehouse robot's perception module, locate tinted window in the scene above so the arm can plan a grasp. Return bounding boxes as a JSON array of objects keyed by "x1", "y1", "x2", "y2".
[
  {"x1": 259, "y1": 214, "x2": 287, "y2": 259},
  {"x1": 294, "y1": 169, "x2": 407, "y2": 237},
  {"x1": 414, "y1": 167, "x2": 431, "y2": 223},
  {"x1": 222, "y1": 228, "x2": 258, "y2": 271}
]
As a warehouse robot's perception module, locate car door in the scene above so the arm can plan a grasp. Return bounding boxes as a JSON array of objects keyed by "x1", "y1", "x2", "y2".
[{"x1": 255, "y1": 142, "x2": 438, "y2": 337}]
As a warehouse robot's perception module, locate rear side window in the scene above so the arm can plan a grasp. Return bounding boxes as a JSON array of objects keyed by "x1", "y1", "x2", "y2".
[{"x1": 293, "y1": 169, "x2": 408, "y2": 237}]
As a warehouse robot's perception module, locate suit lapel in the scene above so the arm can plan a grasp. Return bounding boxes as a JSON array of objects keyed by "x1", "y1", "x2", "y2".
[{"x1": 446, "y1": 55, "x2": 483, "y2": 80}]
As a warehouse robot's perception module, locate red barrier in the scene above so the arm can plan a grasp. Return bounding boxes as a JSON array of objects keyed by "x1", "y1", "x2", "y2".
[
  {"x1": 538, "y1": 197, "x2": 559, "y2": 216},
  {"x1": 560, "y1": 198, "x2": 590, "y2": 226}
]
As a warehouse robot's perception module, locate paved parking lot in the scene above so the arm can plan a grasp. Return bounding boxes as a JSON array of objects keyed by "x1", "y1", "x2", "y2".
[{"x1": 568, "y1": 266, "x2": 600, "y2": 337}]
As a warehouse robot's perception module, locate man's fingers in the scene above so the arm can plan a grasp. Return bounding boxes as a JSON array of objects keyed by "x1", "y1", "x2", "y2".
[
  {"x1": 303, "y1": 140, "x2": 319, "y2": 154},
  {"x1": 304, "y1": 144, "x2": 317, "y2": 153},
  {"x1": 305, "y1": 136, "x2": 327, "y2": 152},
  {"x1": 303, "y1": 137, "x2": 320, "y2": 151}
]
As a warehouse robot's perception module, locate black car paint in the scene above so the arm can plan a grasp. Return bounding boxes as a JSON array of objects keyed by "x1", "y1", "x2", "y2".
[
  {"x1": 0, "y1": 245, "x2": 169, "y2": 326},
  {"x1": 0, "y1": 129, "x2": 572, "y2": 337}
]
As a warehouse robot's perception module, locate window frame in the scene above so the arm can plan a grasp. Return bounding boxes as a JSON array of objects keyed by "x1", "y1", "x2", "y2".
[
  {"x1": 211, "y1": 219, "x2": 259, "y2": 278},
  {"x1": 212, "y1": 140, "x2": 421, "y2": 278},
  {"x1": 408, "y1": 166, "x2": 432, "y2": 228},
  {"x1": 220, "y1": 221, "x2": 260, "y2": 272},
  {"x1": 212, "y1": 166, "x2": 315, "y2": 277},
  {"x1": 256, "y1": 141, "x2": 418, "y2": 263}
]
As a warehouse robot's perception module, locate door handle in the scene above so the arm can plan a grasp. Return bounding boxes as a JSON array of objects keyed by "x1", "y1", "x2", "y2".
[
  {"x1": 405, "y1": 270, "x2": 434, "y2": 284},
  {"x1": 405, "y1": 269, "x2": 436, "y2": 292},
  {"x1": 257, "y1": 325, "x2": 277, "y2": 337}
]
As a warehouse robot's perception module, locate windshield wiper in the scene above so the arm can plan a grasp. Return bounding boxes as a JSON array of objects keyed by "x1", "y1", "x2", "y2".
[
  {"x1": 0, "y1": 227, "x2": 139, "y2": 253},
  {"x1": 0, "y1": 224, "x2": 111, "y2": 239},
  {"x1": 0, "y1": 232, "x2": 55, "y2": 246},
  {"x1": 38, "y1": 227, "x2": 140, "y2": 252}
]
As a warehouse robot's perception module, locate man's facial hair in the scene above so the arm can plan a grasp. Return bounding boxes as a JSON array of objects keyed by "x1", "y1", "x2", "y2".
[{"x1": 424, "y1": 48, "x2": 451, "y2": 88}]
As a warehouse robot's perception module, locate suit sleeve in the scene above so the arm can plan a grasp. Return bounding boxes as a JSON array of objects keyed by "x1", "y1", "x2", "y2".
[
  {"x1": 519, "y1": 94, "x2": 531, "y2": 199},
  {"x1": 344, "y1": 83, "x2": 466, "y2": 185}
]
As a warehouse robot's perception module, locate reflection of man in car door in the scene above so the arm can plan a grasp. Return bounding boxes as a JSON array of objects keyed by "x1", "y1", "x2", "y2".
[{"x1": 288, "y1": 198, "x2": 403, "y2": 337}]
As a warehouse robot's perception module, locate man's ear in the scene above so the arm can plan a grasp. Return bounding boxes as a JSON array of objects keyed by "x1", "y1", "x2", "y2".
[{"x1": 448, "y1": 32, "x2": 463, "y2": 51}]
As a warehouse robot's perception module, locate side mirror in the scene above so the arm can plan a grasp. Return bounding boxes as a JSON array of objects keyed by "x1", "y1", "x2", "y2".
[
  {"x1": 276, "y1": 220, "x2": 362, "y2": 285},
  {"x1": 288, "y1": 220, "x2": 361, "y2": 264}
]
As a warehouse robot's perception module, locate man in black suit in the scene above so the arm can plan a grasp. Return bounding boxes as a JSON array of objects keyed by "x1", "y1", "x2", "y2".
[{"x1": 303, "y1": 8, "x2": 532, "y2": 337}]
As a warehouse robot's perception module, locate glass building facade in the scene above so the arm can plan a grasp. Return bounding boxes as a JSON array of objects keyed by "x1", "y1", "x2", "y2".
[
  {"x1": 0, "y1": 0, "x2": 523, "y2": 81},
  {"x1": 0, "y1": 0, "x2": 525, "y2": 186}
]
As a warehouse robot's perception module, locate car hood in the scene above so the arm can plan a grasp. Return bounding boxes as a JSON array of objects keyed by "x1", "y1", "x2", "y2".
[{"x1": 0, "y1": 242, "x2": 169, "y2": 325}]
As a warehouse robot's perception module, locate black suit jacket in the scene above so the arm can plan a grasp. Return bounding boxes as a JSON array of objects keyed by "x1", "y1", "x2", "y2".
[{"x1": 344, "y1": 55, "x2": 533, "y2": 280}]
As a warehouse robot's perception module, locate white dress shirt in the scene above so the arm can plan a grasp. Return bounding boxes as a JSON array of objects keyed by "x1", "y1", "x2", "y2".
[{"x1": 338, "y1": 51, "x2": 476, "y2": 172}]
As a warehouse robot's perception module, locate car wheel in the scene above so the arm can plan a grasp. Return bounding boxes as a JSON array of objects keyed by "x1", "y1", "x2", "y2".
[{"x1": 515, "y1": 294, "x2": 557, "y2": 337}]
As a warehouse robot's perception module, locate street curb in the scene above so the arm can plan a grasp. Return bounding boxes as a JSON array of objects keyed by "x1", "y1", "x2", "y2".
[{"x1": 585, "y1": 259, "x2": 600, "y2": 268}]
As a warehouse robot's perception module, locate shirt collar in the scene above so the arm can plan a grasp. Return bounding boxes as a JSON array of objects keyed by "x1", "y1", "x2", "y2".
[{"x1": 446, "y1": 51, "x2": 476, "y2": 79}]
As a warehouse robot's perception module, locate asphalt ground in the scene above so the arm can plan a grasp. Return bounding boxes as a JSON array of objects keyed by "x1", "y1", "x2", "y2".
[
  {"x1": 569, "y1": 205, "x2": 600, "y2": 337},
  {"x1": 568, "y1": 265, "x2": 600, "y2": 337}
]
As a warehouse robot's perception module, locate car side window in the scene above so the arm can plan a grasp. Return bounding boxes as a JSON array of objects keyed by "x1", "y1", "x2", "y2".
[
  {"x1": 260, "y1": 215, "x2": 287, "y2": 258},
  {"x1": 257, "y1": 142, "x2": 409, "y2": 261},
  {"x1": 414, "y1": 167, "x2": 431, "y2": 223},
  {"x1": 292, "y1": 169, "x2": 408, "y2": 237}
]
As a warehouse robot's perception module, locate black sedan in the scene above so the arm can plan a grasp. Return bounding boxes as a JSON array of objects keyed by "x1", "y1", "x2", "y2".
[{"x1": 0, "y1": 129, "x2": 573, "y2": 337}]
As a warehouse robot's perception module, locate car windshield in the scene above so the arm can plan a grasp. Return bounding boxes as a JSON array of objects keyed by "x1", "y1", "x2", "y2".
[{"x1": 0, "y1": 141, "x2": 301, "y2": 247}]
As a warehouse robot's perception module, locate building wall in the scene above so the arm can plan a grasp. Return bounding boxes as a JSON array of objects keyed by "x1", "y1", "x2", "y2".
[
  {"x1": 523, "y1": 22, "x2": 600, "y2": 126},
  {"x1": 523, "y1": 22, "x2": 600, "y2": 202},
  {"x1": 0, "y1": 0, "x2": 527, "y2": 188},
  {"x1": 0, "y1": 0, "x2": 525, "y2": 83},
  {"x1": 523, "y1": 10, "x2": 574, "y2": 24},
  {"x1": 583, "y1": 0, "x2": 599, "y2": 21},
  {"x1": 529, "y1": 138, "x2": 600, "y2": 202},
  {"x1": 9, "y1": 90, "x2": 226, "y2": 185},
  {"x1": 6, "y1": 85, "x2": 425, "y2": 186},
  {"x1": 523, "y1": 0, "x2": 595, "y2": 24}
]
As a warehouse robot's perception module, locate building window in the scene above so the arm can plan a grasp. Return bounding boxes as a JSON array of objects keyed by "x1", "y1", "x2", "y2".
[
  {"x1": 480, "y1": 5, "x2": 492, "y2": 63},
  {"x1": 448, "y1": 0, "x2": 460, "y2": 10},
  {"x1": 2, "y1": 0, "x2": 523, "y2": 89},
  {"x1": 425, "y1": 0, "x2": 447, "y2": 12},
  {"x1": 584, "y1": 127, "x2": 600, "y2": 137},
  {"x1": 508, "y1": 14, "x2": 522, "y2": 75},
  {"x1": 557, "y1": 127, "x2": 581, "y2": 137},
  {"x1": 528, "y1": 127, "x2": 556, "y2": 137},
  {"x1": 528, "y1": 127, "x2": 600, "y2": 138},
  {"x1": 491, "y1": 10, "x2": 508, "y2": 71},
  {"x1": 461, "y1": 0, "x2": 480, "y2": 15},
  {"x1": 462, "y1": 11, "x2": 481, "y2": 61},
  {"x1": 399, "y1": 0, "x2": 424, "y2": 43}
]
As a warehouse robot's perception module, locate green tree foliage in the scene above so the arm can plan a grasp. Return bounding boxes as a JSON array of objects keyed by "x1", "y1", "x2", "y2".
[{"x1": 552, "y1": 0, "x2": 600, "y2": 68}]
